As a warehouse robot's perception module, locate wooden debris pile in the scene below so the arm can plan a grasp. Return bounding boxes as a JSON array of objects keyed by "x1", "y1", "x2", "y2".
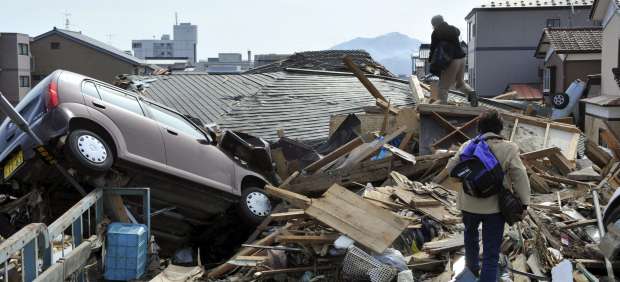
[{"x1": 201, "y1": 58, "x2": 620, "y2": 281}]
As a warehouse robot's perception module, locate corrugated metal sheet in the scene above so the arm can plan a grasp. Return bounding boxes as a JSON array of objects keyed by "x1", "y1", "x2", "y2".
[
  {"x1": 218, "y1": 72, "x2": 415, "y2": 143},
  {"x1": 141, "y1": 73, "x2": 278, "y2": 124}
]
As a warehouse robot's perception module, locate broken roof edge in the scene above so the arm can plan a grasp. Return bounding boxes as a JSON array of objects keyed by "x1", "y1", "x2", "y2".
[{"x1": 284, "y1": 68, "x2": 410, "y2": 84}]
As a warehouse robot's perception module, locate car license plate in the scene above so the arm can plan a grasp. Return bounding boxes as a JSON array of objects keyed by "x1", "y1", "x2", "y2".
[{"x1": 3, "y1": 150, "x2": 24, "y2": 180}]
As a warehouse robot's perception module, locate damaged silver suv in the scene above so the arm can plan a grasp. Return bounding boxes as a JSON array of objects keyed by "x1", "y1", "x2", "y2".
[{"x1": 0, "y1": 70, "x2": 272, "y2": 227}]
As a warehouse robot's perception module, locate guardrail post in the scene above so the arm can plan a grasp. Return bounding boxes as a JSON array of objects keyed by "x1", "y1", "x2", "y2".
[
  {"x1": 21, "y1": 239, "x2": 37, "y2": 282},
  {"x1": 41, "y1": 233, "x2": 52, "y2": 270}
]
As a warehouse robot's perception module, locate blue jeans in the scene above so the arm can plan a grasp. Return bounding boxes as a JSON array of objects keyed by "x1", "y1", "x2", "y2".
[{"x1": 462, "y1": 211, "x2": 505, "y2": 282}]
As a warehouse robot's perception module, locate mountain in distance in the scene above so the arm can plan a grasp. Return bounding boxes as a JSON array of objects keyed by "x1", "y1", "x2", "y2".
[{"x1": 330, "y1": 32, "x2": 422, "y2": 76}]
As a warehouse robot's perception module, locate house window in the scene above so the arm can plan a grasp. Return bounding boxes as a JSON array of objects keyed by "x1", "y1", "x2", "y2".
[
  {"x1": 546, "y1": 18, "x2": 561, "y2": 27},
  {"x1": 50, "y1": 42, "x2": 60, "y2": 49},
  {"x1": 18, "y1": 43, "x2": 29, "y2": 55},
  {"x1": 132, "y1": 42, "x2": 142, "y2": 48},
  {"x1": 472, "y1": 23, "x2": 476, "y2": 37},
  {"x1": 19, "y1": 76, "x2": 30, "y2": 87}
]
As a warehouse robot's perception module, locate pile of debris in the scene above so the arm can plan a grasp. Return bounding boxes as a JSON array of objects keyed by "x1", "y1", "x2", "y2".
[{"x1": 197, "y1": 68, "x2": 620, "y2": 281}]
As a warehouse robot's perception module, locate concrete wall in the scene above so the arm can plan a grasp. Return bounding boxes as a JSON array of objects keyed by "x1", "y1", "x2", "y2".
[
  {"x1": 467, "y1": 7, "x2": 592, "y2": 97},
  {"x1": 601, "y1": 13, "x2": 620, "y2": 96},
  {"x1": 0, "y1": 33, "x2": 31, "y2": 104},
  {"x1": 31, "y1": 34, "x2": 138, "y2": 84}
]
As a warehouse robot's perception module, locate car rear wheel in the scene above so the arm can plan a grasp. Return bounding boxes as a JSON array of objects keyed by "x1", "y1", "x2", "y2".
[
  {"x1": 238, "y1": 187, "x2": 272, "y2": 225},
  {"x1": 66, "y1": 129, "x2": 113, "y2": 173},
  {"x1": 552, "y1": 93, "x2": 570, "y2": 109}
]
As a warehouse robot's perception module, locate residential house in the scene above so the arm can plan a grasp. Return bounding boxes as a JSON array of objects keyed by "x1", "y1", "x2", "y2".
[
  {"x1": 466, "y1": 0, "x2": 594, "y2": 97},
  {"x1": 0, "y1": 33, "x2": 31, "y2": 104},
  {"x1": 534, "y1": 27, "x2": 602, "y2": 96},
  {"x1": 31, "y1": 28, "x2": 148, "y2": 84},
  {"x1": 412, "y1": 43, "x2": 430, "y2": 78},
  {"x1": 132, "y1": 22, "x2": 197, "y2": 65},
  {"x1": 581, "y1": 0, "x2": 620, "y2": 144}
]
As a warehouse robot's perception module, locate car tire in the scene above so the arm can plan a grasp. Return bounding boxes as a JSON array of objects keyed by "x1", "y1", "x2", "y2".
[
  {"x1": 238, "y1": 187, "x2": 272, "y2": 225},
  {"x1": 552, "y1": 93, "x2": 570, "y2": 109},
  {"x1": 66, "y1": 129, "x2": 113, "y2": 173}
]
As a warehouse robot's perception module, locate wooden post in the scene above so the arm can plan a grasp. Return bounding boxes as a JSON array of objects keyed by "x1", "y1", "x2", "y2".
[{"x1": 343, "y1": 55, "x2": 387, "y2": 102}]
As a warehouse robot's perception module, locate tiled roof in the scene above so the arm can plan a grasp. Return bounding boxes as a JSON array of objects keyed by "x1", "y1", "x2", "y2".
[
  {"x1": 218, "y1": 71, "x2": 414, "y2": 143},
  {"x1": 137, "y1": 73, "x2": 277, "y2": 124},
  {"x1": 128, "y1": 70, "x2": 414, "y2": 143},
  {"x1": 244, "y1": 50, "x2": 394, "y2": 77},
  {"x1": 480, "y1": 0, "x2": 593, "y2": 8},
  {"x1": 545, "y1": 27, "x2": 602, "y2": 53},
  {"x1": 33, "y1": 28, "x2": 145, "y2": 66},
  {"x1": 535, "y1": 27, "x2": 602, "y2": 57}
]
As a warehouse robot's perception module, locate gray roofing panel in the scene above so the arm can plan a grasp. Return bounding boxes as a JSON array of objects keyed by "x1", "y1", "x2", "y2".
[
  {"x1": 34, "y1": 28, "x2": 145, "y2": 66},
  {"x1": 218, "y1": 73, "x2": 415, "y2": 142}
]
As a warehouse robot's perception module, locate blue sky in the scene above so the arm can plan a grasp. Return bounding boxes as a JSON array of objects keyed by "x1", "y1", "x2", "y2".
[{"x1": 0, "y1": 0, "x2": 480, "y2": 60}]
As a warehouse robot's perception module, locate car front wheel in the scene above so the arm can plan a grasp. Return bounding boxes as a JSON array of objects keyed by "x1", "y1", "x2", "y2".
[
  {"x1": 66, "y1": 129, "x2": 113, "y2": 173},
  {"x1": 238, "y1": 187, "x2": 272, "y2": 225}
]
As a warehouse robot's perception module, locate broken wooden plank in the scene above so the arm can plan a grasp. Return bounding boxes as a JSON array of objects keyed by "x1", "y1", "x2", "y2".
[
  {"x1": 409, "y1": 76, "x2": 426, "y2": 103},
  {"x1": 303, "y1": 135, "x2": 368, "y2": 174},
  {"x1": 288, "y1": 152, "x2": 453, "y2": 194},
  {"x1": 335, "y1": 126, "x2": 407, "y2": 169},
  {"x1": 422, "y1": 234, "x2": 464, "y2": 254},
  {"x1": 343, "y1": 55, "x2": 387, "y2": 102},
  {"x1": 275, "y1": 234, "x2": 340, "y2": 244},
  {"x1": 392, "y1": 189, "x2": 440, "y2": 207},
  {"x1": 558, "y1": 219, "x2": 597, "y2": 230},
  {"x1": 376, "y1": 99, "x2": 399, "y2": 115},
  {"x1": 265, "y1": 185, "x2": 311, "y2": 208},
  {"x1": 536, "y1": 173, "x2": 593, "y2": 187},
  {"x1": 269, "y1": 210, "x2": 307, "y2": 222},
  {"x1": 303, "y1": 184, "x2": 409, "y2": 253}
]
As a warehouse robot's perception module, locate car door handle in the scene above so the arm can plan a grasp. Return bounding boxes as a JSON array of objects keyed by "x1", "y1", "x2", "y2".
[
  {"x1": 92, "y1": 102, "x2": 106, "y2": 109},
  {"x1": 166, "y1": 129, "x2": 178, "y2": 135}
]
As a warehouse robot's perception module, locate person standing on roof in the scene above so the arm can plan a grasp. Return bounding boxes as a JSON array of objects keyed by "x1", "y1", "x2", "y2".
[
  {"x1": 445, "y1": 110, "x2": 530, "y2": 281},
  {"x1": 429, "y1": 15, "x2": 478, "y2": 107}
]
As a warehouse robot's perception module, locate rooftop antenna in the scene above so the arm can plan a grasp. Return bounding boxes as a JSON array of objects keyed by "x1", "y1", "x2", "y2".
[
  {"x1": 105, "y1": 33, "x2": 114, "y2": 45},
  {"x1": 62, "y1": 11, "x2": 71, "y2": 29},
  {"x1": 175, "y1": 12, "x2": 178, "y2": 25}
]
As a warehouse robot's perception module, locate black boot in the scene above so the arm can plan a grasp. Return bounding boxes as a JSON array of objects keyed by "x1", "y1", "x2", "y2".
[{"x1": 468, "y1": 90, "x2": 479, "y2": 107}]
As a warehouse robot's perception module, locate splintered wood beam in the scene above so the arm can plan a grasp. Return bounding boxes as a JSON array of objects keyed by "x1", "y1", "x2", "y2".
[
  {"x1": 303, "y1": 135, "x2": 366, "y2": 174},
  {"x1": 343, "y1": 55, "x2": 387, "y2": 102},
  {"x1": 265, "y1": 185, "x2": 312, "y2": 208},
  {"x1": 275, "y1": 234, "x2": 340, "y2": 244},
  {"x1": 376, "y1": 99, "x2": 399, "y2": 114}
]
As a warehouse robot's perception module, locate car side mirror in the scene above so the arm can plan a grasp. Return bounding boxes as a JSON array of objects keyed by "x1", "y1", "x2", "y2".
[{"x1": 197, "y1": 139, "x2": 209, "y2": 145}]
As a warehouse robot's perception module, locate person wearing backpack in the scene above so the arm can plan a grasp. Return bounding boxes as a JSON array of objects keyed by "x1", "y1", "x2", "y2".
[
  {"x1": 428, "y1": 15, "x2": 478, "y2": 107},
  {"x1": 445, "y1": 110, "x2": 530, "y2": 281}
]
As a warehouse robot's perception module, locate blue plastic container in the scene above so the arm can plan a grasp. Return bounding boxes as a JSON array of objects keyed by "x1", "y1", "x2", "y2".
[{"x1": 104, "y1": 223, "x2": 148, "y2": 281}]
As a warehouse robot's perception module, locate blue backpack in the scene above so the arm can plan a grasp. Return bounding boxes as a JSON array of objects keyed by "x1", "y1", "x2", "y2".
[{"x1": 450, "y1": 135, "x2": 504, "y2": 198}]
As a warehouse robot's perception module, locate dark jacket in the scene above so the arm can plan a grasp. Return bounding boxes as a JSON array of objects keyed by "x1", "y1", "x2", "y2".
[{"x1": 429, "y1": 22, "x2": 465, "y2": 61}]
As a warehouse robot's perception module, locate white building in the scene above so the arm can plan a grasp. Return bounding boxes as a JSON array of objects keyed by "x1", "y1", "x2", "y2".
[{"x1": 132, "y1": 22, "x2": 197, "y2": 65}]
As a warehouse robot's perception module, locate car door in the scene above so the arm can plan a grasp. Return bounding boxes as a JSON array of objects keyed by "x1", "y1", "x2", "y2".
[
  {"x1": 81, "y1": 81, "x2": 166, "y2": 166},
  {"x1": 144, "y1": 102, "x2": 235, "y2": 191}
]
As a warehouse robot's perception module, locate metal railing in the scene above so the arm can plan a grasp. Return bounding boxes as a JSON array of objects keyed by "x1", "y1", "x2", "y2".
[{"x1": 0, "y1": 188, "x2": 103, "y2": 282}]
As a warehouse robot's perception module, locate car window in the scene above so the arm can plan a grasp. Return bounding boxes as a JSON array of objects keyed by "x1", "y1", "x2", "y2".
[
  {"x1": 82, "y1": 81, "x2": 101, "y2": 99},
  {"x1": 147, "y1": 103, "x2": 205, "y2": 139},
  {"x1": 96, "y1": 85, "x2": 144, "y2": 116}
]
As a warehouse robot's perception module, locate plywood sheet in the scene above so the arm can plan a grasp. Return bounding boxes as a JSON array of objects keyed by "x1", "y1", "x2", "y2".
[{"x1": 305, "y1": 184, "x2": 409, "y2": 253}]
